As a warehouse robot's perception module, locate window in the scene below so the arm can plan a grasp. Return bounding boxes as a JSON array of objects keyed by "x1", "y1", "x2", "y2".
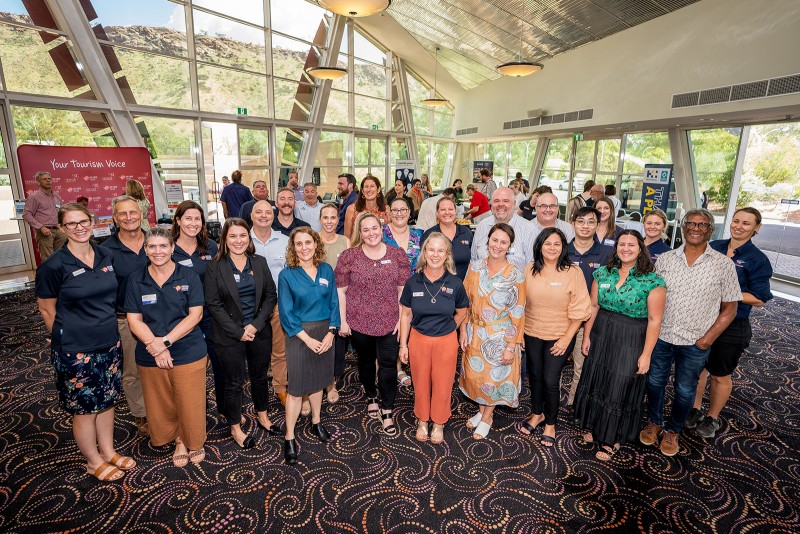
[
  {"x1": 12, "y1": 106, "x2": 117, "y2": 147},
  {"x1": 193, "y1": 9, "x2": 266, "y2": 73},
  {"x1": 197, "y1": 64, "x2": 268, "y2": 116},
  {"x1": 135, "y1": 114, "x2": 197, "y2": 202},
  {"x1": 621, "y1": 132, "x2": 672, "y2": 216},
  {"x1": 540, "y1": 138, "x2": 573, "y2": 205}
]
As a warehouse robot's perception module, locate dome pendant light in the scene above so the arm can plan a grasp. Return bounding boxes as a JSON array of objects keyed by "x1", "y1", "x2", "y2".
[
  {"x1": 306, "y1": 66, "x2": 348, "y2": 80},
  {"x1": 421, "y1": 47, "x2": 449, "y2": 107},
  {"x1": 317, "y1": 0, "x2": 391, "y2": 17},
  {"x1": 497, "y1": 1, "x2": 543, "y2": 77}
]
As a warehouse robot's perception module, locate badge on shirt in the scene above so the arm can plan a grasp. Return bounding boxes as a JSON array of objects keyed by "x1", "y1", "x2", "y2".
[
  {"x1": 175, "y1": 285, "x2": 189, "y2": 292},
  {"x1": 443, "y1": 286, "x2": 453, "y2": 295},
  {"x1": 549, "y1": 282, "x2": 561, "y2": 286},
  {"x1": 603, "y1": 239, "x2": 615, "y2": 246},
  {"x1": 572, "y1": 261, "x2": 580, "y2": 266},
  {"x1": 178, "y1": 259, "x2": 194, "y2": 267},
  {"x1": 412, "y1": 292, "x2": 424, "y2": 297},
  {"x1": 100, "y1": 265, "x2": 114, "y2": 273},
  {"x1": 461, "y1": 240, "x2": 470, "y2": 245},
  {"x1": 589, "y1": 263, "x2": 600, "y2": 268},
  {"x1": 380, "y1": 259, "x2": 392, "y2": 264},
  {"x1": 735, "y1": 260, "x2": 746, "y2": 267},
  {"x1": 507, "y1": 248, "x2": 516, "y2": 256},
  {"x1": 202, "y1": 255, "x2": 213, "y2": 261},
  {"x1": 319, "y1": 278, "x2": 329, "y2": 287},
  {"x1": 234, "y1": 274, "x2": 241, "y2": 283},
  {"x1": 600, "y1": 283, "x2": 611, "y2": 289},
  {"x1": 274, "y1": 255, "x2": 285, "y2": 260},
  {"x1": 142, "y1": 294, "x2": 157, "y2": 305},
  {"x1": 72, "y1": 268, "x2": 85, "y2": 277}
]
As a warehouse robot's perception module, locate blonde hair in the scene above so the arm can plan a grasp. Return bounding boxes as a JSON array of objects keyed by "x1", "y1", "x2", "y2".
[
  {"x1": 644, "y1": 209, "x2": 668, "y2": 239},
  {"x1": 350, "y1": 212, "x2": 382, "y2": 248},
  {"x1": 416, "y1": 233, "x2": 456, "y2": 275}
]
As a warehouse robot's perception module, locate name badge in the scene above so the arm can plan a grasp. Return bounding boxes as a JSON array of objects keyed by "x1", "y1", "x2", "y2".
[
  {"x1": 461, "y1": 240, "x2": 470, "y2": 245},
  {"x1": 202, "y1": 255, "x2": 213, "y2": 261},
  {"x1": 319, "y1": 278, "x2": 329, "y2": 287},
  {"x1": 175, "y1": 285, "x2": 189, "y2": 292},
  {"x1": 380, "y1": 259, "x2": 392, "y2": 264},
  {"x1": 72, "y1": 268, "x2": 85, "y2": 277},
  {"x1": 549, "y1": 282, "x2": 561, "y2": 286},
  {"x1": 100, "y1": 265, "x2": 114, "y2": 273},
  {"x1": 93, "y1": 227, "x2": 111, "y2": 238},
  {"x1": 444, "y1": 287, "x2": 453, "y2": 294},
  {"x1": 507, "y1": 248, "x2": 516, "y2": 256},
  {"x1": 412, "y1": 292, "x2": 424, "y2": 297},
  {"x1": 572, "y1": 261, "x2": 580, "y2": 266},
  {"x1": 234, "y1": 274, "x2": 241, "y2": 283},
  {"x1": 142, "y1": 294, "x2": 157, "y2": 305},
  {"x1": 178, "y1": 259, "x2": 193, "y2": 267},
  {"x1": 600, "y1": 283, "x2": 611, "y2": 289},
  {"x1": 603, "y1": 239, "x2": 615, "y2": 246},
  {"x1": 275, "y1": 255, "x2": 285, "y2": 260}
]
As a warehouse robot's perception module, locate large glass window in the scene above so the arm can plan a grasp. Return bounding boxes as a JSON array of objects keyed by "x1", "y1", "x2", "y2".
[
  {"x1": 621, "y1": 132, "x2": 672, "y2": 216},
  {"x1": 325, "y1": 90, "x2": 350, "y2": 127},
  {"x1": 508, "y1": 139, "x2": 539, "y2": 185},
  {"x1": 193, "y1": 9, "x2": 266, "y2": 73},
  {"x1": 135, "y1": 114, "x2": 197, "y2": 205},
  {"x1": 12, "y1": 106, "x2": 117, "y2": 147},
  {"x1": 195, "y1": 0, "x2": 264, "y2": 26},
  {"x1": 90, "y1": 0, "x2": 188, "y2": 57},
  {"x1": 112, "y1": 47, "x2": 193, "y2": 109},
  {"x1": 540, "y1": 138, "x2": 572, "y2": 205},
  {"x1": 270, "y1": 0, "x2": 326, "y2": 43},
  {"x1": 197, "y1": 64, "x2": 268, "y2": 116}
]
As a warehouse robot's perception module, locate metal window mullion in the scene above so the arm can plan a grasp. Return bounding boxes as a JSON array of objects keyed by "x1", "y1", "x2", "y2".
[
  {"x1": 722, "y1": 125, "x2": 750, "y2": 238},
  {"x1": 264, "y1": 0, "x2": 275, "y2": 120},
  {"x1": 184, "y1": 3, "x2": 200, "y2": 113}
]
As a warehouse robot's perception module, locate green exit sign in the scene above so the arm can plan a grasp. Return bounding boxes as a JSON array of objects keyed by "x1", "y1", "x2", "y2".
[
  {"x1": 237, "y1": 107, "x2": 248, "y2": 115},
  {"x1": 573, "y1": 133, "x2": 583, "y2": 141},
  {"x1": 371, "y1": 124, "x2": 378, "y2": 130}
]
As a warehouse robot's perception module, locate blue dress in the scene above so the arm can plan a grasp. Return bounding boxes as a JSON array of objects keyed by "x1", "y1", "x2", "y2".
[{"x1": 382, "y1": 225, "x2": 423, "y2": 274}]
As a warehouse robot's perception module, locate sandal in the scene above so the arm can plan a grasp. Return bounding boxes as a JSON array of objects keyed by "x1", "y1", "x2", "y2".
[
  {"x1": 473, "y1": 420, "x2": 492, "y2": 440},
  {"x1": 518, "y1": 416, "x2": 544, "y2": 436},
  {"x1": 595, "y1": 444, "x2": 620, "y2": 462},
  {"x1": 107, "y1": 453, "x2": 136, "y2": 471},
  {"x1": 397, "y1": 371, "x2": 412, "y2": 387},
  {"x1": 326, "y1": 386, "x2": 340, "y2": 404},
  {"x1": 87, "y1": 462, "x2": 124, "y2": 482},
  {"x1": 466, "y1": 412, "x2": 482, "y2": 430},
  {"x1": 172, "y1": 452, "x2": 189, "y2": 468},
  {"x1": 540, "y1": 435, "x2": 556, "y2": 448},
  {"x1": 380, "y1": 410, "x2": 398, "y2": 437},
  {"x1": 415, "y1": 420, "x2": 429, "y2": 442},
  {"x1": 189, "y1": 449, "x2": 206, "y2": 465},
  {"x1": 430, "y1": 423, "x2": 444, "y2": 445},
  {"x1": 366, "y1": 397, "x2": 380, "y2": 420}
]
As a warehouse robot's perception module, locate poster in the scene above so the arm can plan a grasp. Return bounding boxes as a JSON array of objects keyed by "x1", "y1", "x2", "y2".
[
  {"x1": 472, "y1": 160, "x2": 494, "y2": 182},
  {"x1": 394, "y1": 159, "x2": 415, "y2": 187},
  {"x1": 640, "y1": 164, "x2": 674, "y2": 216},
  {"x1": 165, "y1": 180, "x2": 184, "y2": 209}
]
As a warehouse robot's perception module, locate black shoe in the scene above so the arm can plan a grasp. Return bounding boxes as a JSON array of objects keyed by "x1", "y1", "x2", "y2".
[
  {"x1": 234, "y1": 434, "x2": 256, "y2": 449},
  {"x1": 695, "y1": 416, "x2": 721, "y2": 438},
  {"x1": 257, "y1": 419, "x2": 284, "y2": 436},
  {"x1": 685, "y1": 408, "x2": 704, "y2": 430},
  {"x1": 310, "y1": 422, "x2": 330, "y2": 443},
  {"x1": 284, "y1": 438, "x2": 298, "y2": 465}
]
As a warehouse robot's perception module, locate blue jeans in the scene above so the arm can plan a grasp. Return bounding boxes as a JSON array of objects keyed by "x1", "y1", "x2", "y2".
[{"x1": 646, "y1": 339, "x2": 711, "y2": 433}]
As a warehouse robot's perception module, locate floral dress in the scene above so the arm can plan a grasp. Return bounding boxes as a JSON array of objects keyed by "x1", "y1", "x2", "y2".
[
  {"x1": 383, "y1": 225, "x2": 423, "y2": 275},
  {"x1": 458, "y1": 259, "x2": 526, "y2": 407}
]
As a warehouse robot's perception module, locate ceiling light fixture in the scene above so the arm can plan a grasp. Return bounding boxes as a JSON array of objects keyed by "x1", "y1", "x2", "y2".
[
  {"x1": 497, "y1": 1, "x2": 543, "y2": 77},
  {"x1": 421, "y1": 47, "x2": 449, "y2": 107},
  {"x1": 306, "y1": 66, "x2": 348, "y2": 80},
  {"x1": 317, "y1": 0, "x2": 390, "y2": 17}
]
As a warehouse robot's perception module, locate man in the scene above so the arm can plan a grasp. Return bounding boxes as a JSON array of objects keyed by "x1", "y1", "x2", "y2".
[
  {"x1": 406, "y1": 179, "x2": 424, "y2": 214},
  {"x1": 23, "y1": 171, "x2": 67, "y2": 262},
  {"x1": 414, "y1": 187, "x2": 456, "y2": 231},
  {"x1": 272, "y1": 188, "x2": 310, "y2": 236},
  {"x1": 239, "y1": 180, "x2": 272, "y2": 227},
  {"x1": 640, "y1": 209, "x2": 741, "y2": 457},
  {"x1": 478, "y1": 168, "x2": 497, "y2": 200},
  {"x1": 605, "y1": 184, "x2": 622, "y2": 216},
  {"x1": 287, "y1": 171, "x2": 303, "y2": 202},
  {"x1": 294, "y1": 183, "x2": 323, "y2": 232},
  {"x1": 220, "y1": 170, "x2": 253, "y2": 219},
  {"x1": 589, "y1": 183, "x2": 605, "y2": 204},
  {"x1": 463, "y1": 184, "x2": 491, "y2": 223},
  {"x1": 529, "y1": 192, "x2": 576, "y2": 243},
  {"x1": 250, "y1": 201, "x2": 291, "y2": 406},
  {"x1": 336, "y1": 173, "x2": 358, "y2": 235},
  {"x1": 470, "y1": 187, "x2": 535, "y2": 271},
  {"x1": 515, "y1": 171, "x2": 530, "y2": 194},
  {"x1": 100, "y1": 195, "x2": 150, "y2": 435},
  {"x1": 565, "y1": 206, "x2": 613, "y2": 412},
  {"x1": 566, "y1": 179, "x2": 596, "y2": 220}
]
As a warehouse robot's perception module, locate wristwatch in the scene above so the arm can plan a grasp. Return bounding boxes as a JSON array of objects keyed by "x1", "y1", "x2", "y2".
[
  {"x1": 163, "y1": 337, "x2": 172, "y2": 348},
  {"x1": 328, "y1": 327, "x2": 338, "y2": 336}
]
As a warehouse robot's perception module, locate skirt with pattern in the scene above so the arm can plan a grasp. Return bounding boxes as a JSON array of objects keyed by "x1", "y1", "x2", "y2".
[{"x1": 51, "y1": 342, "x2": 122, "y2": 415}]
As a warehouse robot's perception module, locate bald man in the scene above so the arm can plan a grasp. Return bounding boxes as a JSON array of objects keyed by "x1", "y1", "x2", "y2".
[{"x1": 470, "y1": 186, "x2": 535, "y2": 271}]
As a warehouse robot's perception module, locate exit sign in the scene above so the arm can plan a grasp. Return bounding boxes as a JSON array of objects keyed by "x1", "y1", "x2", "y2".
[
  {"x1": 237, "y1": 107, "x2": 248, "y2": 115},
  {"x1": 573, "y1": 133, "x2": 583, "y2": 141}
]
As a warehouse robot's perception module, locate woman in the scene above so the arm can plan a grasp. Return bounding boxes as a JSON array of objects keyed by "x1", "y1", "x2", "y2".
[
  {"x1": 518, "y1": 185, "x2": 552, "y2": 221},
  {"x1": 125, "y1": 228, "x2": 207, "y2": 467},
  {"x1": 643, "y1": 209, "x2": 672, "y2": 262},
  {"x1": 573, "y1": 230, "x2": 666, "y2": 460},
  {"x1": 319, "y1": 203, "x2": 350, "y2": 403},
  {"x1": 335, "y1": 212, "x2": 410, "y2": 436},
  {"x1": 459, "y1": 223, "x2": 526, "y2": 440},
  {"x1": 36, "y1": 203, "x2": 133, "y2": 482},
  {"x1": 343, "y1": 175, "x2": 390, "y2": 240},
  {"x1": 520, "y1": 228, "x2": 591, "y2": 447},
  {"x1": 688, "y1": 207, "x2": 773, "y2": 438},
  {"x1": 385, "y1": 179, "x2": 414, "y2": 220},
  {"x1": 452, "y1": 179, "x2": 464, "y2": 202},
  {"x1": 595, "y1": 196, "x2": 621, "y2": 246},
  {"x1": 125, "y1": 179, "x2": 151, "y2": 231},
  {"x1": 278, "y1": 228, "x2": 341, "y2": 464},
  {"x1": 171, "y1": 201, "x2": 224, "y2": 417},
  {"x1": 510, "y1": 181, "x2": 527, "y2": 209},
  {"x1": 420, "y1": 174, "x2": 433, "y2": 198},
  {"x1": 421, "y1": 196, "x2": 473, "y2": 280},
  {"x1": 205, "y1": 218, "x2": 280, "y2": 449},
  {"x1": 399, "y1": 234, "x2": 469, "y2": 444}
]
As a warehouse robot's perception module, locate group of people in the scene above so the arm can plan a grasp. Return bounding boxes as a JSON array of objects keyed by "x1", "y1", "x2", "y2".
[{"x1": 34, "y1": 173, "x2": 771, "y2": 482}]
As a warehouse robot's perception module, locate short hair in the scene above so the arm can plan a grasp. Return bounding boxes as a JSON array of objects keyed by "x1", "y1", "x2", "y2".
[
  {"x1": 111, "y1": 195, "x2": 141, "y2": 214},
  {"x1": 58, "y1": 202, "x2": 92, "y2": 226},
  {"x1": 479, "y1": 168, "x2": 492, "y2": 177},
  {"x1": 607, "y1": 230, "x2": 655, "y2": 274},
  {"x1": 215, "y1": 218, "x2": 255, "y2": 260},
  {"x1": 466, "y1": 184, "x2": 476, "y2": 192},
  {"x1": 339, "y1": 173, "x2": 357, "y2": 188},
  {"x1": 231, "y1": 170, "x2": 243, "y2": 182},
  {"x1": 488, "y1": 222, "x2": 515, "y2": 246},
  {"x1": 76, "y1": 196, "x2": 89, "y2": 203},
  {"x1": 442, "y1": 187, "x2": 457, "y2": 197},
  {"x1": 416, "y1": 232, "x2": 456, "y2": 274},
  {"x1": 411, "y1": 178, "x2": 421, "y2": 186},
  {"x1": 144, "y1": 226, "x2": 174, "y2": 247},
  {"x1": 303, "y1": 182, "x2": 317, "y2": 189},
  {"x1": 571, "y1": 206, "x2": 601, "y2": 223},
  {"x1": 682, "y1": 208, "x2": 715, "y2": 232},
  {"x1": 277, "y1": 187, "x2": 295, "y2": 198},
  {"x1": 286, "y1": 227, "x2": 326, "y2": 268},
  {"x1": 171, "y1": 200, "x2": 209, "y2": 256},
  {"x1": 35, "y1": 171, "x2": 52, "y2": 182},
  {"x1": 252, "y1": 180, "x2": 267, "y2": 188},
  {"x1": 350, "y1": 212, "x2": 383, "y2": 248},
  {"x1": 320, "y1": 202, "x2": 339, "y2": 219},
  {"x1": 515, "y1": 172, "x2": 523, "y2": 179},
  {"x1": 532, "y1": 185, "x2": 552, "y2": 196},
  {"x1": 583, "y1": 179, "x2": 596, "y2": 193},
  {"x1": 604, "y1": 184, "x2": 616, "y2": 196}
]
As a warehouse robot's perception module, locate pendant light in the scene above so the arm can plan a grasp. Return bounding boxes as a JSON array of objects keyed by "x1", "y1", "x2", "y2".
[
  {"x1": 306, "y1": 66, "x2": 348, "y2": 80},
  {"x1": 421, "y1": 47, "x2": 449, "y2": 107},
  {"x1": 497, "y1": 1, "x2": 543, "y2": 77},
  {"x1": 317, "y1": 0, "x2": 390, "y2": 17}
]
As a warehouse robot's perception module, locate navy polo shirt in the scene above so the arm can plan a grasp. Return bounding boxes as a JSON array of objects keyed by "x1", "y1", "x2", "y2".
[
  {"x1": 123, "y1": 263, "x2": 207, "y2": 366},
  {"x1": 220, "y1": 182, "x2": 254, "y2": 219},
  {"x1": 35, "y1": 244, "x2": 119, "y2": 353},
  {"x1": 710, "y1": 239, "x2": 773, "y2": 319},
  {"x1": 647, "y1": 239, "x2": 672, "y2": 263},
  {"x1": 100, "y1": 231, "x2": 149, "y2": 312},
  {"x1": 173, "y1": 240, "x2": 219, "y2": 286},
  {"x1": 400, "y1": 271, "x2": 470, "y2": 337},
  {"x1": 421, "y1": 224, "x2": 474, "y2": 280},
  {"x1": 272, "y1": 216, "x2": 310, "y2": 237},
  {"x1": 568, "y1": 238, "x2": 613, "y2": 292},
  {"x1": 229, "y1": 256, "x2": 257, "y2": 324}
]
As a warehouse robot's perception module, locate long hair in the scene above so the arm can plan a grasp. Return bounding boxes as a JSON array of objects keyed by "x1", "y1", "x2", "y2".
[
  {"x1": 125, "y1": 179, "x2": 146, "y2": 201},
  {"x1": 416, "y1": 232, "x2": 456, "y2": 275},
  {"x1": 215, "y1": 218, "x2": 254, "y2": 260},
  {"x1": 171, "y1": 200, "x2": 209, "y2": 256},
  {"x1": 354, "y1": 175, "x2": 387, "y2": 212},
  {"x1": 531, "y1": 227, "x2": 571, "y2": 276},
  {"x1": 606, "y1": 229, "x2": 655, "y2": 274},
  {"x1": 286, "y1": 227, "x2": 326, "y2": 268},
  {"x1": 350, "y1": 212, "x2": 382, "y2": 248},
  {"x1": 595, "y1": 196, "x2": 617, "y2": 238}
]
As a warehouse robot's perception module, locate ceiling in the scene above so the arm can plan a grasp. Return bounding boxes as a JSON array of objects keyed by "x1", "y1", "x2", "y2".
[{"x1": 384, "y1": 0, "x2": 700, "y2": 90}]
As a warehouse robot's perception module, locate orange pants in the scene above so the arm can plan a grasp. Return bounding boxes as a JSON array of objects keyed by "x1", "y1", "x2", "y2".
[{"x1": 408, "y1": 329, "x2": 458, "y2": 424}]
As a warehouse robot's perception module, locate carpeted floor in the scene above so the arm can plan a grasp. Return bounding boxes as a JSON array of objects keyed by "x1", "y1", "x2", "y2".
[{"x1": 0, "y1": 289, "x2": 798, "y2": 533}]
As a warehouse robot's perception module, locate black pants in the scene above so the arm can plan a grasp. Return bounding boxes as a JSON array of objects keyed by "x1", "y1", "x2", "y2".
[
  {"x1": 525, "y1": 334, "x2": 576, "y2": 426},
  {"x1": 216, "y1": 336, "x2": 272, "y2": 425},
  {"x1": 351, "y1": 330, "x2": 399, "y2": 409},
  {"x1": 334, "y1": 334, "x2": 348, "y2": 379},
  {"x1": 201, "y1": 317, "x2": 225, "y2": 414}
]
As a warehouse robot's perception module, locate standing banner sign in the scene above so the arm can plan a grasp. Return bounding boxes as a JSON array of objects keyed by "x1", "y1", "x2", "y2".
[
  {"x1": 640, "y1": 164, "x2": 674, "y2": 215},
  {"x1": 472, "y1": 160, "x2": 494, "y2": 183},
  {"x1": 165, "y1": 180, "x2": 184, "y2": 211},
  {"x1": 395, "y1": 159, "x2": 416, "y2": 188}
]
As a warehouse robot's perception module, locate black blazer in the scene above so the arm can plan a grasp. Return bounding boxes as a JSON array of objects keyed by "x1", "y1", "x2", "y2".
[{"x1": 204, "y1": 254, "x2": 277, "y2": 347}]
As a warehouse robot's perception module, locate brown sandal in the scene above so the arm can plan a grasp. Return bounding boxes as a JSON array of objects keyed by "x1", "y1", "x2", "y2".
[
  {"x1": 108, "y1": 453, "x2": 136, "y2": 470},
  {"x1": 189, "y1": 449, "x2": 205, "y2": 465},
  {"x1": 88, "y1": 462, "x2": 124, "y2": 481},
  {"x1": 595, "y1": 444, "x2": 620, "y2": 461}
]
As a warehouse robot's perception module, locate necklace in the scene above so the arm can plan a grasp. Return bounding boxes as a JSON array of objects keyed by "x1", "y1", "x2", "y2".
[{"x1": 422, "y1": 277, "x2": 444, "y2": 304}]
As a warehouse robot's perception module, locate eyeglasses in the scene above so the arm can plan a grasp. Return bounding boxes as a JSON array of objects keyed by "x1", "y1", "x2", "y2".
[
  {"x1": 573, "y1": 218, "x2": 597, "y2": 226},
  {"x1": 391, "y1": 208, "x2": 409, "y2": 214},
  {"x1": 683, "y1": 221, "x2": 712, "y2": 230},
  {"x1": 63, "y1": 219, "x2": 92, "y2": 230},
  {"x1": 537, "y1": 204, "x2": 558, "y2": 211}
]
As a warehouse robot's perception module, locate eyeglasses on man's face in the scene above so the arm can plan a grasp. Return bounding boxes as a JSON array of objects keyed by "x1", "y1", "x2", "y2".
[
  {"x1": 537, "y1": 204, "x2": 558, "y2": 211},
  {"x1": 683, "y1": 221, "x2": 711, "y2": 230}
]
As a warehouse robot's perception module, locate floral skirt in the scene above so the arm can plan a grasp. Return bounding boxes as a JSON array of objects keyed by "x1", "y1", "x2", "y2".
[
  {"x1": 458, "y1": 320, "x2": 522, "y2": 407},
  {"x1": 51, "y1": 342, "x2": 122, "y2": 415}
]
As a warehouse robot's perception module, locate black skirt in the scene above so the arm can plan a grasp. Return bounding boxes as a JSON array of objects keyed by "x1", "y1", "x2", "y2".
[
  {"x1": 574, "y1": 308, "x2": 648, "y2": 445},
  {"x1": 285, "y1": 320, "x2": 334, "y2": 397}
]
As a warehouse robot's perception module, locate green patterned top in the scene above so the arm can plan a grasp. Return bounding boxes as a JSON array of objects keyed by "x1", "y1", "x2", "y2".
[{"x1": 593, "y1": 266, "x2": 665, "y2": 319}]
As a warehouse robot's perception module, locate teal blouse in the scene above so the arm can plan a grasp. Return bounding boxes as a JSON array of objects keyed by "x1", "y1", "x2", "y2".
[{"x1": 593, "y1": 266, "x2": 665, "y2": 319}]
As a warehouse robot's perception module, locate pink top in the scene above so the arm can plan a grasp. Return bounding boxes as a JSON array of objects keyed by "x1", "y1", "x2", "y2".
[
  {"x1": 335, "y1": 245, "x2": 410, "y2": 336},
  {"x1": 23, "y1": 189, "x2": 63, "y2": 229}
]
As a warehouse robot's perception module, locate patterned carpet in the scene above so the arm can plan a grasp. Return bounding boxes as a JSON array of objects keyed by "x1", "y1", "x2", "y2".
[{"x1": 0, "y1": 289, "x2": 798, "y2": 533}]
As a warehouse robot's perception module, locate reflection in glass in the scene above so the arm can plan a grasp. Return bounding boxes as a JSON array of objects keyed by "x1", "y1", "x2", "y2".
[
  {"x1": 316, "y1": 131, "x2": 348, "y2": 167},
  {"x1": 193, "y1": 9, "x2": 266, "y2": 73},
  {"x1": 197, "y1": 64, "x2": 268, "y2": 116},
  {"x1": 276, "y1": 128, "x2": 305, "y2": 167},
  {"x1": 134, "y1": 115, "x2": 195, "y2": 168},
  {"x1": 274, "y1": 79, "x2": 313, "y2": 121}
]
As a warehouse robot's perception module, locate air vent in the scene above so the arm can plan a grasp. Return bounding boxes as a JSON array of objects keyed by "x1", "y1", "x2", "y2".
[
  {"x1": 456, "y1": 126, "x2": 479, "y2": 135},
  {"x1": 672, "y1": 92, "x2": 699, "y2": 108},
  {"x1": 502, "y1": 108, "x2": 593, "y2": 131},
  {"x1": 564, "y1": 111, "x2": 579, "y2": 122},
  {"x1": 578, "y1": 109, "x2": 593, "y2": 120},
  {"x1": 672, "y1": 72, "x2": 800, "y2": 108},
  {"x1": 551, "y1": 113, "x2": 565, "y2": 124},
  {"x1": 540, "y1": 115, "x2": 552, "y2": 125},
  {"x1": 503, "y1": 122, "x2": 512, "y2": 130},
  {"x1": 699, "y1": 86, "x2": 731, "y2": 105},
  {"x1": 731, "y1": 81, "x2": 768, "y2": 101},
  {"x1": 768, "y1": 74, "x2": 800, "y2": 96}
]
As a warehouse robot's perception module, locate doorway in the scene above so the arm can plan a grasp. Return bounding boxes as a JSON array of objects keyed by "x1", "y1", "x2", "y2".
[{"x1": 0, "y1": 106, "x2": 33, "y2": 274}]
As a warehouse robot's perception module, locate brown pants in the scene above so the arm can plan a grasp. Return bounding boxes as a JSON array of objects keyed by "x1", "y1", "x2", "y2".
[
  {"x1": 117, "y1": 317, "x2": 146, "y2": 418},
  {"x1": 270, "y1": 306, "x2": 287, "y2": 394},
  {"x1": 138, "y1": 357, "x2": 208, "y2": 451},
  {"x1": 408, "y1": 329, "x2": 458, "y2": 424},
  {"x1": 36, "y1": 227, "x2": 67, "y2": 263}
]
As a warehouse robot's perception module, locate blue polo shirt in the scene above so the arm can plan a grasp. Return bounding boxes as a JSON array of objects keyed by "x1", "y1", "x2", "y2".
[
  {"x1": 647, "y1": 239, "x2": 672, "y2": 263},
  {"x1": 272, "y1": 216, "x2": 310, "y2": 237},
  {"x1": 220, "y1": 182, "x2": 254, "y2": 219},
  {"x1": 421, "y1": 224, "x2": 474, "y2": 280},
  {"x1": 399, "y1": 271, "x2": 470, "y2": 337},
  {"x1": 123, "y1": 263, "x2": 207, "y2": 366},
  {"x1": 568, "y1": 238, "x2": 613, "y2": 292},
  {"x1": 100, "y1": 231, "x2": 149, "y2": 312},
  {"x1": 710, "y1": 239, "x2": 773, "y2": 319},
  {"x1": 336, "y1": 190, "x2": 358, "y2": 234},
  {"x1": 35, "y1": 244, "x2": 119, "y2": 353}
]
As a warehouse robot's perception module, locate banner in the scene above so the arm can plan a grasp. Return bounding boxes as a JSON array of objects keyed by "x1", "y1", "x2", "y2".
[
  {"x1": 394, "y1": 159, "x2": 415, "y2": 187},
  {"x1": 640, "y1": 164, "x2": 674, "y2": 216},
  {"x1": 472, "y1": 160, "x2": 494, "y2": 182}
]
